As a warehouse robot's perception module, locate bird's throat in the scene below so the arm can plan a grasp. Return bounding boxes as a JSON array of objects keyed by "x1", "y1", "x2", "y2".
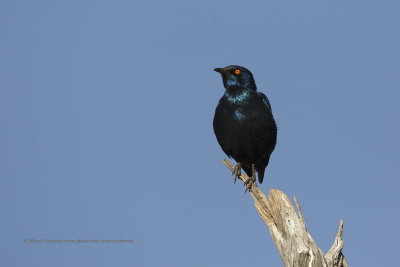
[{"x1": 224, "y1": 88, "x2": 250, "y2": 104}]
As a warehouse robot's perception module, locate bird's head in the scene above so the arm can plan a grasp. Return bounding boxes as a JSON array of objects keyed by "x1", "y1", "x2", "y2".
[{"x1": 214, "y1": 65, "x2": 257, "y2": 90}]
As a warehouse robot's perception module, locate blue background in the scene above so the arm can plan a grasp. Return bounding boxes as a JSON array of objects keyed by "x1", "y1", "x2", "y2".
[{"x1": 1, "y1": 1, "x2": 399, "y2": 266}]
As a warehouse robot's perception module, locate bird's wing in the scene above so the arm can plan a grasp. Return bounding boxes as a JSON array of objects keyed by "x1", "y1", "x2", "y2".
[{"x1": 257, "y1": 92, "x2": 272, "y2": 114}]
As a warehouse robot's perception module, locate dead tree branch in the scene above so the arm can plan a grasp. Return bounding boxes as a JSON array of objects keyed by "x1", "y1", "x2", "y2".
[{"x1": 223, "y1": 159, "x2": 347, "y2": 267}]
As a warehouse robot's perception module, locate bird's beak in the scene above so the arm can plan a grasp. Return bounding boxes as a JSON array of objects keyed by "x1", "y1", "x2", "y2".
[{"x1": 214, "y1": 68, "x2": 223, "y2": 74}]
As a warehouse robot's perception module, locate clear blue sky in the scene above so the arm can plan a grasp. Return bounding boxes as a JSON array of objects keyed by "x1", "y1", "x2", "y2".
[{"x1": 1, "y1": 1, "x2": 399, "y2": 266}]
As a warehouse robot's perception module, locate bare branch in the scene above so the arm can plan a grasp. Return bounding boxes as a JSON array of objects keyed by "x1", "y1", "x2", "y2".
[
  {"x1": 294, "y1": 195, "x2": 305, "y2": 225},
  {"x1": 223, "y1": 159, "x2": 347, "y2": 267},
  {"x1": 326, "y1": 220, "x2": 347, "y2": 267}
]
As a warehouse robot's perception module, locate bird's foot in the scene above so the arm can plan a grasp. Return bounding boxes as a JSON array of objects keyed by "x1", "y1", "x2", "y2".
[
  {"x1": 244, "y1": 164, "x2": 257, "y2": 192},
  {"x1": 232, "y1": 162, "x2": 242, "y2": 184},
  {"x1": 244, "y1": 176, "x2": 256, "y2": 192}
]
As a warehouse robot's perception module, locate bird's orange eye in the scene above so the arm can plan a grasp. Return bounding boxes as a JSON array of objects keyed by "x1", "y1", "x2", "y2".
[{"x1": 235, "y1": 69, "x2": 240, "y2": 75}]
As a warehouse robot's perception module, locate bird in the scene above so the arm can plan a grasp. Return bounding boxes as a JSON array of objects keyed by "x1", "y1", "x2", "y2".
[{"x1": 213, "y1": 65, "x2": 277, "y2": 190}]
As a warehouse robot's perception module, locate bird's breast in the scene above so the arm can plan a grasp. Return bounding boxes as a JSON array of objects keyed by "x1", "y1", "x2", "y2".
[{"x1": 234, "y1": 109, "x2": 244, "y2": 120}]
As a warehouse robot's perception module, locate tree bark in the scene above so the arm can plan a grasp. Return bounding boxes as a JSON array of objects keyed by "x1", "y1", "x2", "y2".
[{"x1": 223, "y1": 159, "x2": 347, "y2": 267}]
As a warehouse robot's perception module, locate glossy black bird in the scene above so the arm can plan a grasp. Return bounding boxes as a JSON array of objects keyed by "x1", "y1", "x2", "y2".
[{"x1": 213, "y1": 65, "x2": 277, "y2": 190}]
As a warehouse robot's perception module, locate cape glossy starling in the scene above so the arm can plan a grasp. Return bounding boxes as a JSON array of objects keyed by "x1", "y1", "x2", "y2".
[{"x1": 213, "y1": 65, "x2": 277, "y2": 190}]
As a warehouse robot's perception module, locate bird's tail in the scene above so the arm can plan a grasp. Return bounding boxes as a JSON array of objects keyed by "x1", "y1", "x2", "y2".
[
  {"x1": 257, "y1": 168, "x2": 265, "y2": 184},
  {"x1": 256, "y1": 156, "x2": 270, "y2": 184}
]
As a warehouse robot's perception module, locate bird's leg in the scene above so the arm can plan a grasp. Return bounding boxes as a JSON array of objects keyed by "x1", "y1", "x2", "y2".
[
  {"x1": 232, "y1": 162, "x2": 242, "y2": 184},
  {"x1": 244, "y1": 164, "x2": 256, "y2": 192}
]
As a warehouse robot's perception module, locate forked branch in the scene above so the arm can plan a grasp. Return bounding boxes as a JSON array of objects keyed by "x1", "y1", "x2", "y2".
[{"x1": 223, "y1": 159, "x2": 347, "y2": 267}]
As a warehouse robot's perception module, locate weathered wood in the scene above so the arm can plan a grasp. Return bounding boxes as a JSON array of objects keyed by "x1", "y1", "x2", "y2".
[{"x1": 223, "y1": 159, "x2": 347, "y2": 267}]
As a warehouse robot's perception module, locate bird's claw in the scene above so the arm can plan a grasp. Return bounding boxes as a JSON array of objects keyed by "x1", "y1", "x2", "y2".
[
  {"x1": 245, "y1": 163, "x2": 256, "y2": 192},
  {"x1": 244, "y1": 175, "x2": 256, "y2": 192},
  {"x1": 232, "y1": 163, "x2": 242, "y2": 184}
]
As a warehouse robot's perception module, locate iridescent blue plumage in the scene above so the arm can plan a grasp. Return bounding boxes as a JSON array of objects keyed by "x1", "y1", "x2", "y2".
[
  {"x1": 224, "y1": 89, "x2": 250, "y2": 104},
  {"x1": 234, "y1": 109, "x2": 243, "y2": 120},
  {"x1": 213, "y1": 65, "x2": 277, "y2": 187}
]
